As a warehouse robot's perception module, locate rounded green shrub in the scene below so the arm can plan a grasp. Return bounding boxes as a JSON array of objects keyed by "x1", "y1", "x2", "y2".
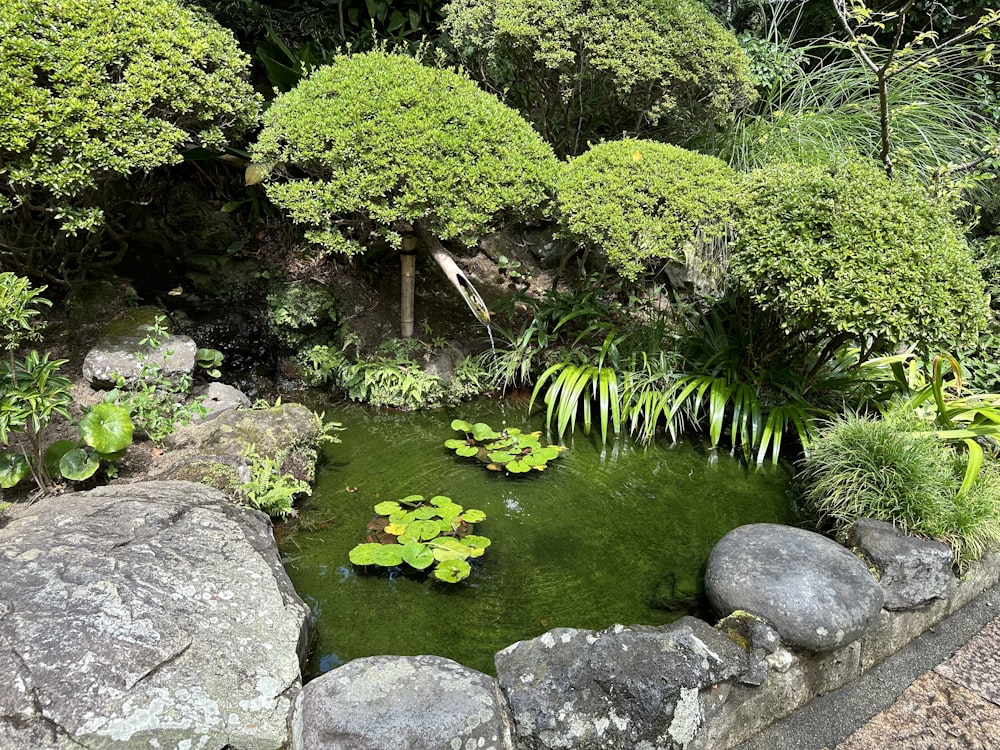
[
  {"x1": 556, "y1": 139, "x2": 737, "y2": 281},
  {"x1": 444, "y1": 0, "x2": 757, "y2": 156},
  {"x1": 251, "y1": 51, "x2": 559, "y2": 255},
  {"x1": 731, "y1": 161, "x2": 990, "y2": 357},
  {"x1": 0, "y1": 0, "x2": 261, "y2": 283}
]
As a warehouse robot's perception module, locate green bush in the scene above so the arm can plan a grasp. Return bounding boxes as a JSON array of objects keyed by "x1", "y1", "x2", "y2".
[
  {"x1": 0, "y1": 0, "x2": 261, "y2": 284},
  {"x1": 556, "y1": 139, "x2": 737, "y2": 282},
  {"x1": 251, "y1": 50, "x2": 558, "y2": 256},
  {"x1": 731, "y1": 161, "x2": 990, "y2": 360},
  {"x1": 798, "y1": 411, "x2": 1000, "y2": 566},
  {"x1": 444, "y1": 0, "x2": 756, "y2": 155}
]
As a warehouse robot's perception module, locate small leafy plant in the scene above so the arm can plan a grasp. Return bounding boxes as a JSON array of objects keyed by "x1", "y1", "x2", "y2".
[
  {"x1": 237, "y1": 444, "x2": 311, "y2": 518},
  {"x1": 349, "y1": 494, "x2": 490, "y2": 583},
  {"x1": 446, "y1": 419, "x2": 565, "y2": 474},
  {"x1": 107, "y1": 315, "x2": 208, "y2": 444}
]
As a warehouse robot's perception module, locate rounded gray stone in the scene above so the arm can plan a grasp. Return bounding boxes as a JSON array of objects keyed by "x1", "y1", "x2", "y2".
[{"x1": 705, "y1": 523, "x2": 883, "y2": 651}]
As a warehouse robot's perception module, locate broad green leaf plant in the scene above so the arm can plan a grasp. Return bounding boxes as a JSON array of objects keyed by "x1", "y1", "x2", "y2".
[{"x1": 0, "y1": 273, "x2": 134, "y2": 493}]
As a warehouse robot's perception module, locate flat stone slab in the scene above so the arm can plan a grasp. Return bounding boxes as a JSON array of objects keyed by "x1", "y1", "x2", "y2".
[
  {"x1": 705, "y1": 523, "x2": 883, "y2": 651},
  {"x1": 837, "y1": 672, "x2": 1000, "y2": 749},
  {"x1": 935, "y1": 614, "x2": 1000, "y2": 707},
  {"x1": 0, "y1": 480, "x2": 310, "y2": 750},
  {"x1": 292, "y1": 655, "x2": 511, "y2": 750}
]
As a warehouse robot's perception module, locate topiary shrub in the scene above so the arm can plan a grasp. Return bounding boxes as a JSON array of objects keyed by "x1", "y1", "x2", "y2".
[
  {"x1": 0, "y1": 0, "x2": 261, "y2": 285},
  {"x1": 443, "y1": 0, "x2": 757, "y2": 156},
  {"x1": 250, "y1": 50, "x2": 559, "y2": 257},
  {"x1": 555, "y1": 139, "x2": 737, "y2": 282},
  {"x1": 731, "y1": 160, "x2": 990, "y2": 361}
]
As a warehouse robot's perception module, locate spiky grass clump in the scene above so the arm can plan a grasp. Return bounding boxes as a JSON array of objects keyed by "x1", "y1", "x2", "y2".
[{"x1": 799, "y1": 411, "x2": 1000, "y2": 566}]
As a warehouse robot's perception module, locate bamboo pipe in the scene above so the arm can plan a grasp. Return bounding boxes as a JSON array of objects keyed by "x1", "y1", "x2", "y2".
[
  {"x1": 413, "y1": 221, "x2": 491, "y2": 326},
  {"x1": 400, "y1": 235, "x2": 418, "y2": 337}
]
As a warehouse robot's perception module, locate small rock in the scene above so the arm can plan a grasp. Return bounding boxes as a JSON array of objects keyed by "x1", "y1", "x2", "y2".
[{"x1": 847, "y1": 518, "x2": 955, "y2": 610}]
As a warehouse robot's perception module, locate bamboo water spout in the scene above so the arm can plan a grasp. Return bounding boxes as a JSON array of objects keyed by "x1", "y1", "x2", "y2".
[{"x1": 412, "y1": 221, "x2": 491, "y2": 328}]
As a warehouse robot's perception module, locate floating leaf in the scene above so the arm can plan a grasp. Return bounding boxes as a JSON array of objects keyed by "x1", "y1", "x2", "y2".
[
  {"x1": 451, "y1": 419, "x2": 474, "y2": 432},
  {"x1": 409, "y1": 519, "x2": 442, "y2": 541},
  {"x1": 401, "y1": 540, "x2": 434, "y2": 570},
  {"x1": 384, "y1": 522, "x2": 408, "y2": 536},
  {"x1": 456, "y1": 445, "x2": 479, "y2": 457},
  {"x1": 429, "y1": 495, "x2": 452, "y2": 506},
  {"x1": 506, "y1": 459, "x2": 532, "y2": 473},
  {"x1": 349, "y1": 543, "x2": 383, "y2": 565},
  {"x1": 460, "y1": 508, "x2": 486, "y2": 523},
  {"x1": 471, "y1": 423, "x2": 500, "y2": 441},
  {"x1": 463, "y1": 534, "x2": 492, "y2": 551},
  {"x1": 435, "y1": 502, "x2": 464, "y2": 521},
  {"x1": 444, "y1": 439, "x2": 468, "y2": 449},
  {"x1": 434, "y1": 559, "x2": 471, "y2": 583},
  {"x1": 372, "y1": 544, "x2": 405, "y2": 567},
  {"x1": 0, "y1": 452, "x2": 30, "y2": 489},
  {"x1": 399, "y1": 494, "x2": 425, "y2": 506},
  {"x1": 374, "y1": 501, "x2": 402, "y2": 515},
  {"x1": 59, "y1": 447, "x2": 100, "y2": 481},
  {"x1": 432, "y1": 537, "x2": 472, "y2": 561},
  {"x1": 413, "y1": 506, "x2": 438, "y2": 520}
]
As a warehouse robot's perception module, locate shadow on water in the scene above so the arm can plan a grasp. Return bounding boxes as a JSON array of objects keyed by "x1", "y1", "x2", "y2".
[{"x1": 279, "y1": 399, "x2": 796, "y2": 677}]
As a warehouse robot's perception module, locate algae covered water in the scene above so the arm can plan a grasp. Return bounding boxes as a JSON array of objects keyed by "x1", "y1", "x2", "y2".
[{"x1": 280, "y1": 400, "x2": 794, "y2": 677}]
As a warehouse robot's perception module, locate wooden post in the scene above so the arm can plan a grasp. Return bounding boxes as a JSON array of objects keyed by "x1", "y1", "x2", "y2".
[{"x1": 400, "y1": 234, "x2": 418, "y2": 337}]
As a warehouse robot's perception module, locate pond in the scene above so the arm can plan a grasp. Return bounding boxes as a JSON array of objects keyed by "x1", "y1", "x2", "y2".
[{"x1": 279, "y1": 399, "x2": 795, "y2": 677}]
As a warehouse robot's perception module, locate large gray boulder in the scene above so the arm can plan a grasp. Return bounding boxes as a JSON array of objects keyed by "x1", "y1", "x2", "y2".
[
  {"x1": 0, "y1": 480, "x2": 310, "y2": 749},
  {"x1": 292, "y1": 655, "x2": 512, "y2": 750},
  {"x1": 846, "y1": 518, "x2": 956, "y2": 610},
  {"x1": 705, "y1": 524, "x2": 883, "y2": 652},
  {"x1": 494, "y1": 618, "x2": 747, "y2": 750}
]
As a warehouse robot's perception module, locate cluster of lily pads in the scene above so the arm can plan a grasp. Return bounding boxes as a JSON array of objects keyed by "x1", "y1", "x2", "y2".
[
  {"x1": 348, "y1": 494, "x2": 490, "y2": 583},
  {"x1": 445, "y1": 419, "x2": 565, "y2": 473}
]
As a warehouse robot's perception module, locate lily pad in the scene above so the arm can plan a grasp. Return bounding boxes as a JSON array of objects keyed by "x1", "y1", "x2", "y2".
[
  {"x1": 450, "y1": 419, "x2": 474, "y2": 432},
  {"x1": 384, "y1": 522, "x2": 409, "y2": 536},
  {"x1": 349, "y1": 543, "x2": 384, "y2": 565},
  {"x1": 401, "y1": 540, "x2": 435, "y2": 570},
  {"x1": 461, "y1": 509, "x2": 486, "y2": 523},
  {"x1": 432, "y1": 537, "x2": 473, "y2": 561},
  {"x1": 434, "y1": 559, "x2": 472, "y2": 583},
  {"x1": 372, "y1": 544, "x2": 405, "y2": 566},
  {"x1": 374, "y1": 500, "x2": 403, "y2": 515}
]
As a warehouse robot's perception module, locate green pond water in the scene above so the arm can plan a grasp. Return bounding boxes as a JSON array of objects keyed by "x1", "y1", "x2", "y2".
[{"x1": 280, "y1": 399, "x2": 795, "y2": 677}]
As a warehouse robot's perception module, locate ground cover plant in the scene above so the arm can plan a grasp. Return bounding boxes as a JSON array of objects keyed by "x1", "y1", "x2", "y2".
[
  {"x1": 799, "y1": 410, "x2": 1000, "y2": 567},
  {"x1": 0, "y1": 0, "x2": 261, "y2": 285}
]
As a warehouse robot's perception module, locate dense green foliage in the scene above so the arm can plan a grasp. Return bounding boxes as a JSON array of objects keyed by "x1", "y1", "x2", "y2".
[
  {"x1": 731, "y1": 161, "x2": 990, "y2": 360},
  {"x1": 556, "y1": 140, "x2": 737, "y2": 281},
  {"x1": 0, "y1": 0, "x2": 261, "y2": 283},
  {"x1": 800, "y1": 411, "x2": 1000, "y2": 566},
  {"x1": 444, "y1": 0, "x2": 757, "y2": 155},
  {"x1": 267, "y1": 280, "x2": 340, "y2": 349},
  {"x1": 252, "y1": 50, "x2": 558, "y2": 255}
]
